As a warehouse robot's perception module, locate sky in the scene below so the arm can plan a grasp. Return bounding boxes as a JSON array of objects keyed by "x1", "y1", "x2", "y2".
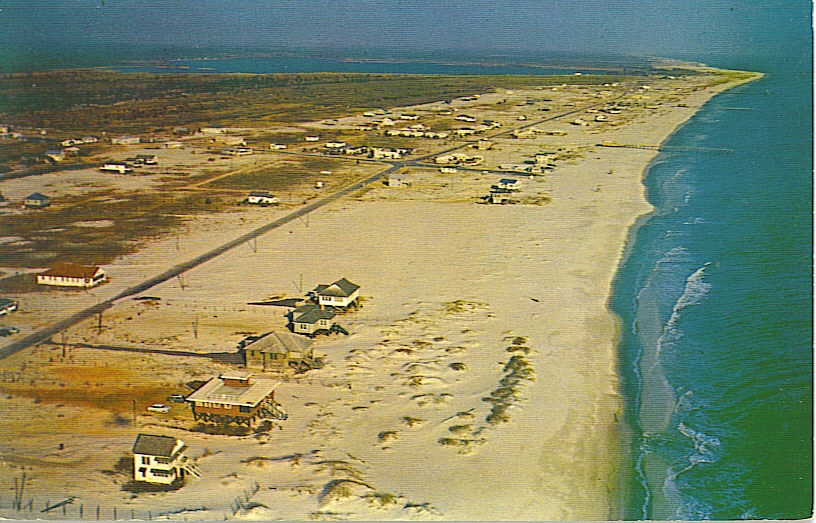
[{"x1": 0, "y1": 0, "x2": 811, "y2": 60}]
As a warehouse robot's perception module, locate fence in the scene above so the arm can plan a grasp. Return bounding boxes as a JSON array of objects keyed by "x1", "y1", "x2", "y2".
[
  {"x1": 0, "y1": 496, "x2": 232, "y2": 521},
  {"x1": 0, "y1": 480, "x2": 261, "y2": 520}
]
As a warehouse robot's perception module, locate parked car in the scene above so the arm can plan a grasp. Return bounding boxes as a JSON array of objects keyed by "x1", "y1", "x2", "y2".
[
  {"x1": 147, "y1": 404, "x2": 170, "y2": 413},
  {"x1": 167, "y1": 394, "x2": 186, "y2": 403}
]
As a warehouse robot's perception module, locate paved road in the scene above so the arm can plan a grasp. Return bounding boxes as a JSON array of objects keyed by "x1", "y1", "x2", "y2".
[{"x1": 0, "y1": 85, "x2": 630, "y2": 360}]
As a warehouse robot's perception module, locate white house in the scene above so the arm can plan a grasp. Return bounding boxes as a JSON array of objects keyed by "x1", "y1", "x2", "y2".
[
  {"x1": 111, "y1": 136, "x2": 140, "y2": 145},
  {"x1": 136, "y1": 154, "x2": 157, "y2": 164},
  {"x1": 37, "y1": 263, "x2": 106, "y2": 288},
  {"x1": 311, "y1": 278, "x2": 360, "y2": 308},
  {"x1": 290, "y1": 304, "x2": 337, "y2": 336},
  {"x1": 100, "y1": 162, "x2": 131, "y2": 174},
  {"x1": 304, "y1": 136, "x2": 320, "y2": 142},
  {"x1": 60, "y1": 139, "x2": 76, "y2": 147},
  {"x1": 455, "y1": 115, "x2": 477, "y2": 122},
  {"x1": 132, "y1": 434, "x2": 199, "y2": 485},
  {"x1": 497, "y1": 178, "x2": 521, "y2": 190},
  {"x1": 247, "y1": 191, "x2": 279, "y2": 205},
  {"x1": 324, "y1": 141, "x2": 346, "y2": 149},
  {"x1": 163, "y1": 141, "x2": 184, "y2": 149},
  {"x1": 0, "y1": 298, "x2": 17, "y2": 316},
  {"x1": 269, "y1": 143, "x2": 287, "y2": 150},
  {"x1": 81, "y1": 136, "x2": 98, "y2": 143},
  {"x1": 371, "y1": 148, "x2": 402, "y2": 160},
  {"x1": 200, "y1": 127, "x2": 228, "y2": 135}
]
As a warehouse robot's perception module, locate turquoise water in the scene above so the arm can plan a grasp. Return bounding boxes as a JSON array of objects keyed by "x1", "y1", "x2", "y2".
[{"x1": 611, "y1": 54, "x2": 813, "y2": 519}]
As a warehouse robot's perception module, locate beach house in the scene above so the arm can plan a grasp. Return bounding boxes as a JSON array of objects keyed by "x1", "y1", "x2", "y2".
[
  {"x1": 111, "y1": 136, "x2": 140, "y2": 145},
  {"x1": 497, "y1": 178, "x2": 521, "y2": 190},
  {"x1": 311, "y1": 278, "x2": 360, "y2": 309},
  {"x1": 44, "y1": 150, "x2": 65, "y2": 162},
  {"x1": 0, "y1": 298, "x2": 18, "y2": 316},
  {"x1": 132, "y1": 434, "x2": 199, "y2": 485},
  {"x1": 23, "y1": 192, "x2": 50, "y2": 209},
  {"x1": 246, "y1": 191, "x2": 279, "y2": 205},
  {"x1": 36, "y1": 263, "x2": 106, "y2": 288},
  {"x1": 185, "y1": 372, "x2": 285, "y2": 425},
  {"x1": 242, "y1": 331, "x2": 315, "y2": 370},
  {"x1": 289, "y1": 304, "x2": 337, "y2": 336},
  {"x1": 100, "y1": 162, "x2": 132, "y2": 174}
]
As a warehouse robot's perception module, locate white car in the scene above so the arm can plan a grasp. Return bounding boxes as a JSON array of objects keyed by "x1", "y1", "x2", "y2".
[{"x1": 147, "y1": 404, "x2": 170, "y2": 413}]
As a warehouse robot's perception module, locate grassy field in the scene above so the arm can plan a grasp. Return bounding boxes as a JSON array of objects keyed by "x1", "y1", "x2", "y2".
[{"x1": 0, "y1": 69, "x2": 622, "y2": 133}]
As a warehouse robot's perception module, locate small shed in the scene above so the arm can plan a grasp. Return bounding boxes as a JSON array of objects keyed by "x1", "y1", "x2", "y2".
[{"x1": 23, "y1": 192, "x2": 50, "y2": 209}]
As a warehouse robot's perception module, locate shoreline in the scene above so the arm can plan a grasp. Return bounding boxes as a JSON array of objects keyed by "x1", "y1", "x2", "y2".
[
  {"x1": 0, "y1": 67, "x2": 763, "y2": 520},
  {"x1": 607, "y1": 70, "x2": 766, "y2": 520}
]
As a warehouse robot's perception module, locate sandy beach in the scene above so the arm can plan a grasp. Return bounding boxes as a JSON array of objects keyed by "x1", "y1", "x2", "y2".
[{"x1": 0, "y1": 68, "x2": 760, "y2": 520}]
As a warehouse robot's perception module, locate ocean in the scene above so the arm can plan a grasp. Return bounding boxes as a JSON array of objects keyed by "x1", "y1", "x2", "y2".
[{"x1": 610, "y1": 53, "x2": 813, "y2": 520}]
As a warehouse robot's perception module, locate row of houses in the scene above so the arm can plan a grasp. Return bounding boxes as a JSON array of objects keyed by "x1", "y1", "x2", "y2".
[
  {"x1": 100, "y1": 154, "x2": 159, "y2": 173},
  {"x1": 434, "y1": 152, "x2": 484, "y2": 166},
  {"x1": 60, "y1": 136, "x2": 98, "y2": 147}
]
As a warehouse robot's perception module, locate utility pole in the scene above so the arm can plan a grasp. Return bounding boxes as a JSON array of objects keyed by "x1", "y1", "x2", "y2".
[{"x1": 132, "y1": 398, "x2": 136, "y2": 426}]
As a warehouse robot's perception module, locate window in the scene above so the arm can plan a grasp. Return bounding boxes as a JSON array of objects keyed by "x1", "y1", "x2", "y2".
[
  {"x1": 138, "y1": 467, "x2": 147, "y2": 475},
  {"x1": 149, "y1": 469, "x2": 172, "y2": 477},
  {"x1": 141, "y1": 456, "x2": 150, "y2": 465},
  {"x1": 239, "y1": 405, "x2": 251, "y2": 413}
]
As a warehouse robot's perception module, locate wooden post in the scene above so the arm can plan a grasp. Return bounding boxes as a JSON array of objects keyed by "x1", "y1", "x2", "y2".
[
  {"x1": 96, "y1": 505, "x2": 100, "y2": 520},
  {"x1": 113, "y1": 506, "x2": 117, "y2": 520},
  {"x1": 131, "y1": 508, "x2": 134, "y2": 519},
  {"x1": 80, "y1": 504, "x2": 83, "y2": 517},
  {"x1": 97, "y1": 311, "x2": 102, "y2": 334},
  {"x1": 132, "y1": 398, "x2": 137, "y2": 426}
]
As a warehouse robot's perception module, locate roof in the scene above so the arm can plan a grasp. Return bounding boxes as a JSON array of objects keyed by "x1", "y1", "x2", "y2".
[
  {"x1": 185, "y1": 374, "x2": 280, "y2": 407},
  {"x1": 245, "y1": 330, "x2": 314, "y2": 355},
  {"x1": 499, "y1": 178, "x2": 519, "y2": 184},
  {"x1": 294, "y1": 305, "x2": 336, "y2": 324},
  {"x1": 132, "y1": 434, "x2": 178, "y2": 457},
  {"x1": 0, "y1": 298, "x2": 17, "y2": 308},
  {"x1": 25, "y1": 192, "x2": 49, "y2": 201},
  {"x1": 40, "y1": 263, "x2": 101, "y2": 279},
  {"x1": 249, "y1": 191, "x2": 274, "y2": 197},
  {"x1": 316, "y1": 278, "x2": 360, "y2": 298}
]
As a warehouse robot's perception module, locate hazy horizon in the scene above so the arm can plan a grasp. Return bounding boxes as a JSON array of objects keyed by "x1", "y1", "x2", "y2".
[{"x1": 1, "y1": 0, "x2": 811, "y2": 62}]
